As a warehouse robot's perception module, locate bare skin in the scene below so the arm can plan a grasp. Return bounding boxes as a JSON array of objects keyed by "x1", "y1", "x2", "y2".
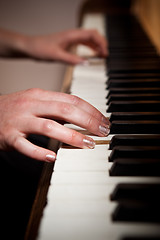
[
  {"x1": 0, "y1": 28, "x2": 109, "y2": 162},
  {"x1": 0, "y1": 28, "x2": 108, "y2": 63}
]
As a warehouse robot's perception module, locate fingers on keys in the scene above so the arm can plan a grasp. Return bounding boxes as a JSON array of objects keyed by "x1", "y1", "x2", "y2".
[{"x1": 10, "y1": 89, "x2": 110, "y2": 162}]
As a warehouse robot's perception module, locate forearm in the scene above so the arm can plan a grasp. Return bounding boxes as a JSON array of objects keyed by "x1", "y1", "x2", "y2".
[{"x1": 0, "y1": 28, "x2": 29, "y2": 57}]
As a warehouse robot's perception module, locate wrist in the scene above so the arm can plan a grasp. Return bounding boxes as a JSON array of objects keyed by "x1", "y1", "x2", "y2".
[
  {"x1": 8, "y1": 33, "x2": 32, "y2": 58},
  {"x1": 0, "y1": 28, "x2": 30, "y2": 57}
]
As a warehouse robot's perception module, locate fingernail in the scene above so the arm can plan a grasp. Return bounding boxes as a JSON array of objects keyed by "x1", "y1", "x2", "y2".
[
  {"x1": 99, "y1": 125, "x2": 110, "y2": 136},
  {"x1": 83, "y1": 137, "x2": 95, "y2": 149},
  {"x1": 46, "y1": 154, "x2": 56, "y2": 162}
]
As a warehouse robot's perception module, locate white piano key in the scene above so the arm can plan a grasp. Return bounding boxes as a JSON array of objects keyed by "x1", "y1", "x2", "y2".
[
  {"x1": 80, "y1": 13, "x2": 106, "y2": 35},
  {"x1": 39, "y1": 192, "x2": 160, "y2": 240},
  {"x1": 71, "y1": 91, "x2": 107, "y2": 99},
  {"x1": 39, "y1": 208, "x2": 111, "y2": 240},
  {"x1": 50, "y1": 171, "x2": 109, "y2": 185},
  {"x1": 71, "y1": 83, "x2": 106, "y2": 91},
  {"x1": 47, "y1": 184, "x2": 113, "y2": 202},
  {"x1": 72, "y1": 62, "x2": 106, "y2": 79},
  {"x1": 51, "y1": 171, "x2": 160, "y2": 186},
  {"x1": 71, "y1": 81, "x2": 106, "y2": 89},
  {"x1": 72, "y1": 75, "x2": 106, "y2": 82},
  {"x1": 39, "y1": 214, "x2": 160, "y2": 240},
  {"x1": 54, "y1": 145, "x2": 110, "y2": 172},
  {"x1": 76, "y1": 13, "x2": 106, "y2": 57},
  {"x1": 71, "y1": 80, "x2": 106, "y2": 85}
]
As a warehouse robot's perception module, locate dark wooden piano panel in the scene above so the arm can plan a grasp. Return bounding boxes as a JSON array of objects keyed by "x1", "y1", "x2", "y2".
[{"x1": 0, "y1": 135, "x2": 47, "y2": 240}]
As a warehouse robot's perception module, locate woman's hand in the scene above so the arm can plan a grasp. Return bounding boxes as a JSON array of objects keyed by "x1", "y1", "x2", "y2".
[
  {"x1": 0, "y1": 88, "x2": 110, "y2": 162},
  {"x1": 0, "y1": 28, "x2": 108, "y2": 64},
  {"x1": 24, "y1": 29, "x2": 108, "y2": 64}
]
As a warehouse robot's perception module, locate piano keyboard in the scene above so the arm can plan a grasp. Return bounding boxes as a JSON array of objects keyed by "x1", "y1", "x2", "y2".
[{"x1": 37, "y1": 13, "x2": 160, "y2": 240}]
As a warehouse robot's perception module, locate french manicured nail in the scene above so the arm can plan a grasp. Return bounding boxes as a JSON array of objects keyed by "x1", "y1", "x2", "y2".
[
  {"x1": 83, "y1": 138, "x2": 95, "y2": 149},
  {"x1": 46, "y1": 154, "x2": 56, "y2": 162},
  {"x1": 99, "y1": 125, "x2": 110, "y2": 136}
]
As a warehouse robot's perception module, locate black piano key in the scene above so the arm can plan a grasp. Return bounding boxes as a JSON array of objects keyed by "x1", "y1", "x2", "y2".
[
  {"x1": 106, "y1": 52, "x2": 160, "y2": 72},
  {"x1": 122, "y1": 237, "x2": 160, "y2": 240},
  {"x1": 106, "y1": 8, "x2": 160, "y2": 231},
  {"x1": 107, "y1": 88, "x2": 160, "y2": 97},
  {"x1": 107, "y1": 60, "x2": 160, "y2": 74},
  {"x1": 107, "y1": 94, "x2": 160, "y2": 104},
  {"x1": 109, "y1": 135, "x2": 160, "y2": 150},
  {"x1": 107, "y1": 37, "x2": 156, "y2": 45},
  {"x1": 110, "y1": 120, "x2": 160, "y2": 134},
  {"x1": 106, "y1": 14, "x2": 150, "y2": 33},
  {"x1": 108, "y1": 72, "x2": 160, "y2": 80},
  {"x1": 107, "y1": 60, "x2": 160, "y2": 71},
  {"x1": 108, "y1": 146, "x2": 160, "y2": 162},
  {"x1": 107, "y1": 39, "x2": 156, "y2": 48},
  {"x1": 107, "y1": 79, "x2": 160, "y2": 89},
  {"x1": 107, "y1": 44, "x2": 158, "y2": 51},
  {"x1": 108, "y1": 35, "x2": 153, "y2": 45},
  {"x1": 110, "y1": 183, "x2": 160, "y2": 202},
  {"x1": 107, "y1": 65, "x2": 160, "y2": 74},
  {"x1": 112, "y1": 201, "x2": 160, "y2": 223},
  {"x1": 108, "y1": 55, "x2": 160, "y2": 61},
  {"x1": 107, "y1": 51, "x2": 159, "y2": 59},
  {"x1": 109, "y1": 112, "x2": 160, "y2": 122},
  {"x1": 107, "y1": 101, "x2": 160, "y2": 112},
  {"x1": 109, "y1": 158, "x2": 160, "y2": 176},
  {"x1": 107, "y1": 50, "x2": 158, "y2": 58}
]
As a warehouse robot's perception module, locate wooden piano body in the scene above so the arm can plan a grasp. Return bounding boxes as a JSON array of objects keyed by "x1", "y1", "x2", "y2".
[{"x1": 22, "y1": 0, "x2": 160, "y2": 239}]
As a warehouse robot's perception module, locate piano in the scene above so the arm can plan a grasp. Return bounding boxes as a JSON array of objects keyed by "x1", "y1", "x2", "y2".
[{"x1": 25, "y1": 1, "x2": 160, "y2": 240}]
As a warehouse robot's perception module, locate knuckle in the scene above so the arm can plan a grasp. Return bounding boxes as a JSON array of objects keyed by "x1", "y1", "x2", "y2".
[
  {"x1": 12, "y1": 92, "x2": 32, "y2": 110},
  {"x1": 92, "y1": 108, "x2": 101, "y2": 120},
  {"x1": 69, "y1": 130, "x2": 78, "y2": 143},
  {"x1": 12, "y1": 135, "x2": 20, "y2": 148},
  {"x1": 14, "y1": 96, "x2": 31, "y2": 111},
  {"x1": 86, "y1": 115, "x2": 94, "y2": 129},
  {"x1": 88, "y1": 29, "x2": 99, "y2": 37},
  {"x1": 92, "y1": 29, "x2": 98, "y2": 34},
  {"x1": 42, "y1": 120, "x2": 54, "y2": 134},
  {"x1": 70, "y1": 95, "x2": 81, "y2": 106},
  {"x1": 2, "y1": 127, "x2": 12, "y2": 144},
  {"x1": 25, "y1": 88, "x2": 43, "y2": 96},
  {"x1": 60, "y1": 102, "x2": 74, "y2": 115},
  {"x1": 11, "y1": 134, "x2": 22, "y2": 149},
  {"x1": 32, "y1": 146, "x2": 41, "y2": 158}
]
